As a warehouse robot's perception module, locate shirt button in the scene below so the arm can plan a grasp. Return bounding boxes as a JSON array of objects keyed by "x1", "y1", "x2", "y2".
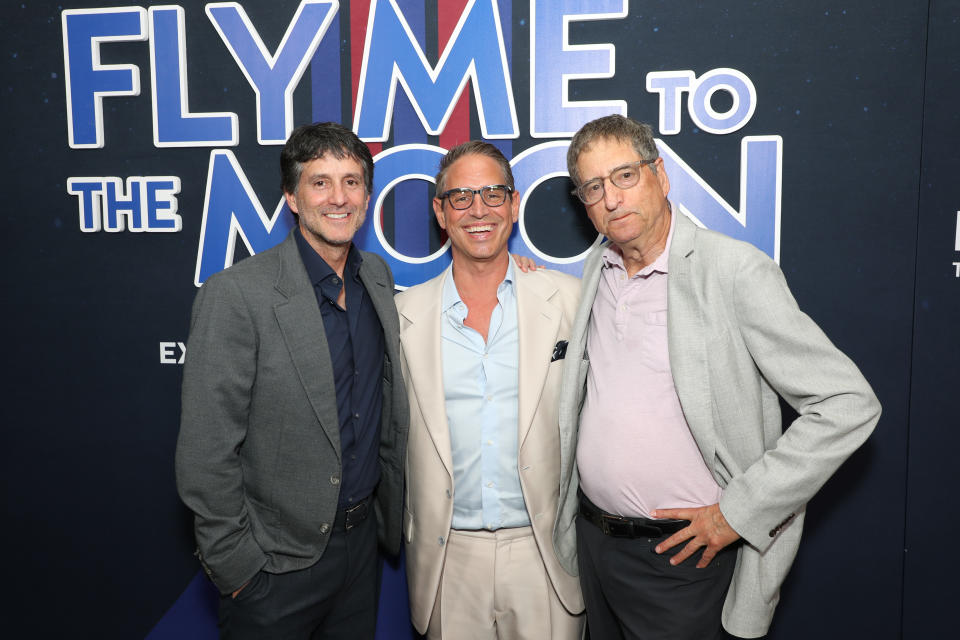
[
  {"x1": 330, "y1": 476, "x2": 340, "y2": 485},
  {"x1": 354, "y1": 413, "x2": 360, "y2": 419},
  {"x1": 486, "y1": 395, "x2": 493, "y2": 402},
  {"x1": 486, "y1": 440, "x2": 493, "y2": 446},
  {"x1": 320, "y1": 523, "x2": 330, "y2": 534},
  {"x1": 486, "y1": 481, "x2": 494, "y2": 488}
]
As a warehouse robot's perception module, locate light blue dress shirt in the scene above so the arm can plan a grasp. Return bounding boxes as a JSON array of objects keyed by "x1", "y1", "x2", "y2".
[{"x1": 441, "y1": 263, "x2": 529, "y2": 530}]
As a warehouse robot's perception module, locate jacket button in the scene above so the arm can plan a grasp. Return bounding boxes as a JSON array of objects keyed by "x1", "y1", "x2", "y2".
[
  {"x1": 445, "y1": 489, "x2": 451, "y2": 499},
  {"x1": 769, "y1": 529, "x2": 777, "y2": 537},
  {"x1": 330, "y1": 476, "x2": 340, "y2": 485},
  {"x1": 320, "y1": 523, "x2": 330, "y2": 534},
  {"x1": 438, "y1": 536, "x2": 445, "y2": 546}
]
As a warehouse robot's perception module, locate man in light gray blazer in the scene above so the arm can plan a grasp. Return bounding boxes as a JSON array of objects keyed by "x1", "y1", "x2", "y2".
[
  {"x1": 553, "y1": 115, "x2": 880, "y2": 639},
  {"x1": 176, "y1": 122, "x2": 407, "y2": 639}
]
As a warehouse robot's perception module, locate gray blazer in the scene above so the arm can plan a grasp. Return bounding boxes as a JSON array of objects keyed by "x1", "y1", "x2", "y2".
[
  {"x1": 554, "y1": 212, "x2": 880, "y2": 638},
  {"x1": 176, "y1": 230, "x2": 408, "y2": 595}
]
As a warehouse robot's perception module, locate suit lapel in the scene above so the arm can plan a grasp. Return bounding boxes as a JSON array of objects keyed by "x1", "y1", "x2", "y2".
[
  {"x1": 273, "y1": 233, "x2": 341, "y2": 456},
  {"x1": 667, "y1": 213, "x2": 717, "y2": 466},
  {"x1": 558, "y1": 243, "x2": 604, "y2": 492},
  {"x1": 358, "y1": 256, "x2": 399, "y2": 365},
  {"x1": 399, "y1": 271, "x2": 454, "y2": 478},
  {"x1": 515, "y1": 268, "x2": 562, "y2": 450}
]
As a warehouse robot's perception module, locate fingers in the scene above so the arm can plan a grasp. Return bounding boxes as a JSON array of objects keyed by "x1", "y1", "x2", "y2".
[
  {"x1": 511, "y1": 255, "x2": 538, "y2": 272},
  {"x1": 650, "y1": 508, "x2": 687, "y2": 520},
  {"x1": 651, "y1": 503, "x2": 737, "y2": 568},
  {"x1": 667, "y1": 539, "x2": 702, "y2": 566},
  {"x1": 663, "y1": 537, "x2": 721, "y2": 568},
  {"x1": 696, "y1": 546, "x2": 718, "y2": 569},
  {"x1": 231, "y1": 580, "x2": 250, "y2": 599},
  {"x1": 655, "y1": 530, "x2": 689, "y2": 554}
]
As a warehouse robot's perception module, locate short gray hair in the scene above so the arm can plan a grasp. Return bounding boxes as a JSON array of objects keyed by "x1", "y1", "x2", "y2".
[
  {"x1": 435, "y1": 140, "x2": 514, "y2": 196},
  {"x1": 566, "y1": 115, "x2": 659, "y2": 185}
]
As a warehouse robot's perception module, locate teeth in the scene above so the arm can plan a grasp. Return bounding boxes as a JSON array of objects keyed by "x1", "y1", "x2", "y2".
[
  {"x1": 466, "y1": 225, "x2": 494, "y2": 233},
  {"x1": 326, "y1": 213, "x2": 348, "y2": 219}
]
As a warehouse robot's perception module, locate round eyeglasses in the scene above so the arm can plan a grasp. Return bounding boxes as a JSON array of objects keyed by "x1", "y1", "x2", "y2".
[
  {"x1": 438, "y1": 184, "x2": 513, "y2": 210},
  {"x1": 572, "y1": 158, "x2": 657, "y2": 205}
]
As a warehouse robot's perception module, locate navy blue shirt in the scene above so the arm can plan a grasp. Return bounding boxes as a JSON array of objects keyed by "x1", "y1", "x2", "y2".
[{"x1": 295, "y1": 228, "x2": 384, "y2": 508}]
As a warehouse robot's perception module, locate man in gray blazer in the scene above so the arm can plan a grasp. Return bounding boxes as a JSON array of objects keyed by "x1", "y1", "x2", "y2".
[
  {"x1": 553, "y1": 114, "x2": 880, "y2": 639},
  {"x1": 176, "y1": 122, "x2": 408, "y2": 639}
]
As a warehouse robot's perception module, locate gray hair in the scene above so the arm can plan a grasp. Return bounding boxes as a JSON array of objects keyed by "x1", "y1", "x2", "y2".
[
  {"x1": 435, "y1": 140, "x2": 515, "y2": 196},
  {"x1": 566, "y1": 115, "x2": 659, "y2": 185}
]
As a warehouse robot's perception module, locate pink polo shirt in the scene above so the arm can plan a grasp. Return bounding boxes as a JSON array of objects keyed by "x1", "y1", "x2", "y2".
[{"x1": 577, "y1": 214, "x2": 722, "y2": 518}]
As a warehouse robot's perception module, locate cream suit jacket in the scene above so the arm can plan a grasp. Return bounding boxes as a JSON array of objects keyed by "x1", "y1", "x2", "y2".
[
  {"x1": 397, "y1": 262, "x2": 584, "y2": 634},
  {"x1": 553, "y1": 213, "x2": 881, "y2": 638}
]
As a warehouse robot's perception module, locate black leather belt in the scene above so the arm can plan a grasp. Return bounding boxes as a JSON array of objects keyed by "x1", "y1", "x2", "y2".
[
  {"x1": 334, "y1": 495, "x2": 372, "y2": 531},
  {"x1": 579, "y1": 491, "x2": 689, "y2": 539}
]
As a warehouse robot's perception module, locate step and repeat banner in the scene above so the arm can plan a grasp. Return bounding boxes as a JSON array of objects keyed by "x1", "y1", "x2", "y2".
[{"x1": 3, "y1": 1, "x2": 953, "y2": 638}]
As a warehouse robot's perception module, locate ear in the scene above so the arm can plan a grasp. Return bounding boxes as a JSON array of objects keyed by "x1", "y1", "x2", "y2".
[
  {"x1": 433, "y1": 198, "x2": 447, "y2": 230},
  {"x1": 510, "y1": 190, "x2": 520, "y2": 224},
  {"x1": 284, "y1": 191, "x2": 299, "y2": 215},
  {"x1": 655, "y1": 158, "x2": 670, "y2": 198}
]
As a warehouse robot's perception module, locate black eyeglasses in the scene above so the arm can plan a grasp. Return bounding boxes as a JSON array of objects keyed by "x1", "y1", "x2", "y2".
[
  {"x1": 437, "y1": 184, "x2": 513, "y2": 210},
  {"x1": 572, "y1": 159, "x2": 657, "y2": 205}
]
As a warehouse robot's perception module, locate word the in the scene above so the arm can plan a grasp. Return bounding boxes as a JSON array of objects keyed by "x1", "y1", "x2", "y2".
[{"x1": 68, "y1": 177, "x2": 181, "y2": 232}]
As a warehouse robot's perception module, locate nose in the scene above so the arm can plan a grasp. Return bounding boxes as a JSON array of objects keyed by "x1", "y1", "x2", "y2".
[
  {"x1": 465, "y1": 194, "x2": 486, "y2": 217},
  {"x1": 601, "y1": 177, "x2": 622, "y2": 210},
  {"x1": 328, "y1": 182, "x2": 348, "y2": 205}
]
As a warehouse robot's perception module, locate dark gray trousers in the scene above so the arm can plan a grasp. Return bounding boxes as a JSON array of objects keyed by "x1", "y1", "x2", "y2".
[
  {"x1": 219, "y1": 512, "x2": 379, "y2": 640},
  {"x1": 577, "y1": 513, "x2": 741, "y2": 640}
]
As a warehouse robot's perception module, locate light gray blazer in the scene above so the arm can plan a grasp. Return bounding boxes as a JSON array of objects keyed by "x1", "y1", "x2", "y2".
[
  {"x1": 554, "y1": 212, "x2": 880, "y2": 638},
  {"x1": 175, "y1": 230, "x2": 408, "y2": 594}
]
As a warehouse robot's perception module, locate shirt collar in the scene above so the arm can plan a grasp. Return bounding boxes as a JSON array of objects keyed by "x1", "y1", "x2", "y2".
[
  {"x1": 295, "y1": 226, "x2": 363, "y2": 287},
  {"x1": 601, "y1": 204, "x2": 676, "y2": 277},
  {"x1": 441, "y1": 259, "x2": 515, "y2": 314}
]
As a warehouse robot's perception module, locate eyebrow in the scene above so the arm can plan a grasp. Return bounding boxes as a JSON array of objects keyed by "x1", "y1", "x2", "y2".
[
  {"x1": 305, "y1": 171, "x2": 363, "y2": 182},
  {"x1": 585, "y1": 160, "x2": 646, "y2": 182}
]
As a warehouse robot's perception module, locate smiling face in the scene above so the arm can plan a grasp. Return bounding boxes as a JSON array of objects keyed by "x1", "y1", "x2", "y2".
[
  {"x1": 284, "y1": 153, "x2": 370, "y2": 257},
  {"x1": 575, "y1": 136, "x2": 671, "y2": 253},
  {"x1": 433, "y1": 153, "x2": 519, "y2": 267}
]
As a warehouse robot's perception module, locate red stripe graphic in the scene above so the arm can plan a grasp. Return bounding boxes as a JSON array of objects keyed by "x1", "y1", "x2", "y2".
[
  {"x1": 351, "y1": 0, "x2": 382, "y2": 156},
  {"x1": 438, "y1": 0, "x2": 470, "y2": 150}
]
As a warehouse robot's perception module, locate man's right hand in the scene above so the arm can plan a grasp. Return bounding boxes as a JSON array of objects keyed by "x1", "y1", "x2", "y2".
[{"x1": 231, "y1": 581, "x2": 249, "y2": 599}]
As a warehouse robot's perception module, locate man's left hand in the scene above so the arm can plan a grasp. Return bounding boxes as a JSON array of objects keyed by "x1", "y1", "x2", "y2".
[
  {"x1": 651, "y1": 503, "x2": 741, "y2": 568},
  {"x1": 511, "y1": 254, "x2": 542, "y2": 272}
]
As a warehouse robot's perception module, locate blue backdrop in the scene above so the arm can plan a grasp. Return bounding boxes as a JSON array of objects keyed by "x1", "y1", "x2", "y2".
[{"x1": 3, "y1": 1, "x2": 956, "y2": 638}]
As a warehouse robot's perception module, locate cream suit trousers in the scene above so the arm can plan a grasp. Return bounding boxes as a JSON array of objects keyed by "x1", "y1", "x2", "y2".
[{"x1": 426, "y1": 526, "x2": 583, "y2": 639}]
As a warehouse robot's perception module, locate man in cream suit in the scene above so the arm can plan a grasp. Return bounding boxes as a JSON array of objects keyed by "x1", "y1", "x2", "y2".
[
  {"x1": 553, "y1": 115, "x2": 881, "y2": 639},
  {"x1": 397, "y1": 141, "x2": 584, "y2": 639}
]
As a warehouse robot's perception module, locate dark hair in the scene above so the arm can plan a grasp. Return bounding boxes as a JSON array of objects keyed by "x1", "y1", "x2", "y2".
[
  {"x1": 566, "y1": 115, "x2": 658, "y2": 185},
  {"x1": 435, "y1": 140, "x2": 515, "y2": 195},
  {"x1": 281, "y1": 122, "x2": 374, "y2": 195}
]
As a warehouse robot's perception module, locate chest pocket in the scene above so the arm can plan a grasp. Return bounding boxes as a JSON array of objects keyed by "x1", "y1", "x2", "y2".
[{"x1": 639, "y1": 310, "x2": 670, "y2": 373}]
